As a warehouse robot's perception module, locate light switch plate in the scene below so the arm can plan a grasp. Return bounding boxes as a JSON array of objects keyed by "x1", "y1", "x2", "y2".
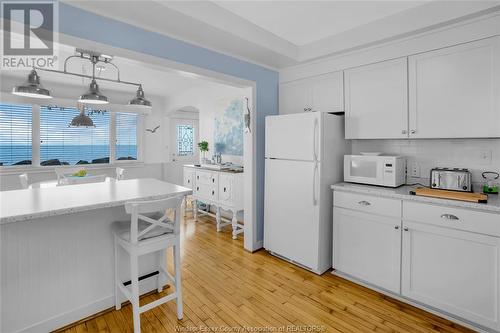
[{"x1": 410, "y1": 162, "x2": 420, "y2": 177}]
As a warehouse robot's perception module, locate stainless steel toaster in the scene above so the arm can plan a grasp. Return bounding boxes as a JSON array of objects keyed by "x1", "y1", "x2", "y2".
[{"x1": 430, "y1": 168, "x2": 472, "y2": 192}]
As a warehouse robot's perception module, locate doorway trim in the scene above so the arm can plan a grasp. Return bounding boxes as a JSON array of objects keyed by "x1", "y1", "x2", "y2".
[{"x1": 58, "y1": 34, "x2": 260, "y2": 252}]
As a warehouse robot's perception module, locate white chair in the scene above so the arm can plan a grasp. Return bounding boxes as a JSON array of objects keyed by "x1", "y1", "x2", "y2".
[
  {"x1": 112, "y1": 196, "x2": 184, "y2": 333},
  {"x1": 116, "y1": 167, "x2": 125, "y2": 180},
  {"x1": 19, "y1": 173, "x2": 29, "y2": 189},
  {"x1": 55, "y1": 166, "x2": 84, "y2": 184}
]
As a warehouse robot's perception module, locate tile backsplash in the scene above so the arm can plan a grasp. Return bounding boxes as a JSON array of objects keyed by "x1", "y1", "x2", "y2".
[{"x1": 352, "y1": 139, "x2": 500, "y2": 187}]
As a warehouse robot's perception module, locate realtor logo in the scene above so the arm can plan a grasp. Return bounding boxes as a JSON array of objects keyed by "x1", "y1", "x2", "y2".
[{"x1": 1, "y1": 1, "x2": 58, "y2": 69}]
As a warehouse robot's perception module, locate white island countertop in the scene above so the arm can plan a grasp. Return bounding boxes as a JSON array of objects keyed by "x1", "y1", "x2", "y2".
[{"x1": 0, "y1": 178, "x2": 192, "y2": 224}]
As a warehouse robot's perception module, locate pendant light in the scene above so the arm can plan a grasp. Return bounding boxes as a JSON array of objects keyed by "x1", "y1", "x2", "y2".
[
  {"x1": 128, "y1": 85, "x2": 152, "y2": 108},
  {"x1": 69, "y1": 103, "x2": 95, "y2": 128},
  {"x1": 78, "y1": 57, "x2": 109, "y2": 104},
  {"x1": 12, "y1": 69, "x2": 52, "y2": 99}
]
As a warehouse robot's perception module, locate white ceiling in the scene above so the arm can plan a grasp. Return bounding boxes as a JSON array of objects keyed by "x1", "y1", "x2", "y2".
[
  {"x1": 65, "y1": 0, "x2": 500, "y2": 69},
  {"x1": 214, "y1": 1, "x2": 427, "y2": 46}
]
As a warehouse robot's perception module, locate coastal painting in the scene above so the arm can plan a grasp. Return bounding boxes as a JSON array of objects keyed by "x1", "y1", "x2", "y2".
[{"x1": 214, "y1": 98, "x2": 244, "y2": 156}]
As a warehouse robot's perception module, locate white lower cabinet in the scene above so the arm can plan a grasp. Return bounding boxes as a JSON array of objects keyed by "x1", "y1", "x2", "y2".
[
  {"x1": 333, "y1": 190, "x2": 500, "y2": 332},
  {"x1": 402, "y1": 220, "x2": 500, "y2": 331},
  {"x1": 333, "y1": 207, "x2": 401, "y2": 293}
]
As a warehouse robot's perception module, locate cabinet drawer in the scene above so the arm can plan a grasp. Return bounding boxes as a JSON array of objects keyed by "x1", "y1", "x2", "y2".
[
  {"x1": 403, "y1": 201, "x2": 500, "y2": 237},
  {"x1": 194, "y1": 183, "x2": 218, "y2": 201},
  {"x1": 195, "y1": 170, "x2": 218, "y2": 186},
  {"x1": 333, "y1": 191, "x2": 401, "y2": 217}
]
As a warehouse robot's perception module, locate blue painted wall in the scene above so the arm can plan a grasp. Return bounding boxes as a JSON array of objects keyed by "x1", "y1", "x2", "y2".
[{"x1": 59, "y1": 3, "x2": 278, "y2": 245}]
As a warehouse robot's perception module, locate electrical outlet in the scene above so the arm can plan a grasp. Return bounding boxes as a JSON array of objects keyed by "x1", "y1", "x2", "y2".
[
  {"x1": 479, "y1": 150, "x2": 492, "y2": 165},
  {"x1": 410, "y1": 162, "x2": 420, "y2": 177}
]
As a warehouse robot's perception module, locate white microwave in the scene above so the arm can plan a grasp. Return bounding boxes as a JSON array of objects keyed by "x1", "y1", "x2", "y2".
[{"x1": 344, "y1": 155, "x2": 406, "y2": 187}]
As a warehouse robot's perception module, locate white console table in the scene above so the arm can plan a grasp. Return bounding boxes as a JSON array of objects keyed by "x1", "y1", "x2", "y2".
[{"x1": 183, "y1": 165, "x2": 244, "y2": 239}]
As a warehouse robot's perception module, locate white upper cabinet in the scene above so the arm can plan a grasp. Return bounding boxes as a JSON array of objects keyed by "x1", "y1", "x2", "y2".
[
  {"x1": 279, "y1": 71, "x2": 344, "y2": 114},
  {"x1": 345, "y1": 58, "x2": 408, "y2": 139},
  {"x1": 408, "y1": 36, "x2": 500, "y2": 138}
]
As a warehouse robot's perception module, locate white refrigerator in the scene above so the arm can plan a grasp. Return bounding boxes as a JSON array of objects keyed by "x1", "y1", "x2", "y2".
[{"x1": 264, "y1": 112, "x2": 348, "y2": 274}]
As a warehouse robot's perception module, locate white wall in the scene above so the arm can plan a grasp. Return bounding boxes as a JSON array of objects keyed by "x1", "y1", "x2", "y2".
[
  {"x1": 167, "y1": 83, "x2": 251, "y2": 165},
  {"x1": 352, "y1": 139, "x2": 500, "y2": 187}
]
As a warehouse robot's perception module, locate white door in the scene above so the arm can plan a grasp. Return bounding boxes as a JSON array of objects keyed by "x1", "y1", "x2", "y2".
[
  {"x1": 166, "y1": 118, "x2": 199, "y2": 185},
  {"x1": 264, "y1": 158, "x2": 320, "y2": 270},
  {"x1": 279, "y1": 79, "x2": 312, "y2": 115},
  {"x1": 408, "y1": 36, "x2": 500, "y2": 138},
  {"x1": 345, "y1": 58, "x2": 408, "y2": 139},
  {"x1": 402, "y1": 221, "x2": 500, "y2": 330},
  {"x1": 333, "y1": 208, "x2": 401, "y2": 293},
  {"x1": 311, "y1": 71, "x2": 344, "y2": 113},
  {"x1": 265, "y1": 113, "x2": 321, "y2": 161}
]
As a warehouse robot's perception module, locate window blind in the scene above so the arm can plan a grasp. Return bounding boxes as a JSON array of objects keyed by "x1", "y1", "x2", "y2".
[
  {"x1": 116, "y1": 112, "x2": 138, "y2": 160},
  {"x1": 40, "y1": 106, "x2": 110, "y2": 166},
  {"x1": 0, "y1": 103, "x2": 32, "y2": 166}
]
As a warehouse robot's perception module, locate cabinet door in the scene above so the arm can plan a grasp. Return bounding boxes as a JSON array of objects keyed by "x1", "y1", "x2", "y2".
[
  {"x1": 402, "y1": 221, "x2": 500, "y2": 330},
  {"x1": 310, "y1": 71, "x2": 344, "y2": 113},
  {"x1": 345, "y1": 58, "x2": 408, "y2": 139},
  {"x1": 408, "y1": 37, "x2": 500, "y2": 138},
  {"x1": 279, "y1": 79, "x2": 312, "y2": 115},
  {"x1": 333, "y1": 207, "x2": 401, "y2": 293},
  {"x1": 219, "y1": 174, "x2": 233, "y2": 205},
  {"x1": 183, "y1": 168, "x2": 195, "y2": 189}
]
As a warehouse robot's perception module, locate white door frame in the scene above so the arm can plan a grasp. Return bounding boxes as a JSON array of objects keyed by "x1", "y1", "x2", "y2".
[{"x1": 59, "y1": 34, "x2": 260, "y2": 252}]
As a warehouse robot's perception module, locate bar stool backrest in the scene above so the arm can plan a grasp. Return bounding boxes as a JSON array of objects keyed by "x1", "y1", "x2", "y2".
[{"x1": 124, "y1": 196, "x2": 183, "y2": 244}]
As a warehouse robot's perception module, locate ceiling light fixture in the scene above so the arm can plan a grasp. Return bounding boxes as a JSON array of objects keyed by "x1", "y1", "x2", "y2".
[
  {"x1": 128, "y1": 85, "x2": 152, "y2": 108},
  {"x1": 69, "y1": 104, "x2": 95, "y2": 128},
  {"x1": 12, "y1": 69, "x2": 52, "y2": 99},
  {"x1": 11, "y1": 49, "x2": 152, "y2": 109}
]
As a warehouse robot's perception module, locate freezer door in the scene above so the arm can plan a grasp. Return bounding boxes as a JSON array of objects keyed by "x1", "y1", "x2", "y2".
[
  {"x1": 265, "y1": 112, "x2": 321, "y2": 161},
  {"x1": 264, "y1": 158, "x2": 320, "y2": 270}
]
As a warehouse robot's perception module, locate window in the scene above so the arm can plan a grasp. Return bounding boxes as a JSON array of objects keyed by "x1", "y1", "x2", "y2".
[
  {"x1": 115, "y1": 112, "x2": 138, "y2": 160},
  {"x1": 40, "y1": 106, "x2": 110, "y2": 165},
  {"x1": 0, "y1": 103, "x2": 32, "y2": 166},
  {"x1": 0, "y1": 103, "x2": 141, "y2": 167},
  {"x1": 176, "y1": 124, "x2": 194, "y2": 156}
]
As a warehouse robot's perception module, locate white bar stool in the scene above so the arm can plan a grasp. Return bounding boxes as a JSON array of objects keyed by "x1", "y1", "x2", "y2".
[{"x1": 112, "y1": 196, "x2": 184, "y2": 333}]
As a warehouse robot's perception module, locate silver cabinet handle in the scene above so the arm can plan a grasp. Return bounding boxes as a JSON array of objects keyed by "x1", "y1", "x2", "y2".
[
  {"x1": 394, "y1": 225, "x2": 400, "y2": 230},
  {"x1": 401, "y1": 130, "x2": 407, "y2": 134},
  {"x1": 441, "y1": 214, "x2": 459, "y2": 220},
  {"x1": 410, "y1": 130, "x2": 416, "y2": 134},
  {"x1": 403, "y1": 227, "x2": 409, "y2": 231},
  {"x1": 358, "y1": 201, "x2": 371, "y2": 206}
]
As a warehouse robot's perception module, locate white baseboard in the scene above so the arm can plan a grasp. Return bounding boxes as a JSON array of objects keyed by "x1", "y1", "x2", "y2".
[{"x1": 12, "y1": 279, "x2": 159, "y2": 333}]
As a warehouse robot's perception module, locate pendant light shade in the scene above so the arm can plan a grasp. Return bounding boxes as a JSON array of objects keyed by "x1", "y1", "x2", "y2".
[
  {"x1": 69, "y1": 105, "x2": 95, "y2": 128},
  {"x1": 12, "y1": 69, "x2": 52, "y2": 99},
  {"x1": 128, "y1": 85, "x2": 152, "y2": 108},
  {"x1": 78, "y1": 79, "x2": 108, "y2": 104}
]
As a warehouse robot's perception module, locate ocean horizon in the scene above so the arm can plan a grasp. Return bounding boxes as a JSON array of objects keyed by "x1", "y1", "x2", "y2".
[{"x1": 0, "y1": 145, "x2": 137, "y2": 166}]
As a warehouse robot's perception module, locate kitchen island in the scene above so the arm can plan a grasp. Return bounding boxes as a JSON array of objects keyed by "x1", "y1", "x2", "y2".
[{"x1": 0, "y1": 178, "x2": 191, "y2": 333}]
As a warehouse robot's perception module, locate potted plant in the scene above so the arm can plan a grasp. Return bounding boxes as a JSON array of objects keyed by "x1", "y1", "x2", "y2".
[{"x1": 198, "y1": 140, "x2": 209, "y2": 164}]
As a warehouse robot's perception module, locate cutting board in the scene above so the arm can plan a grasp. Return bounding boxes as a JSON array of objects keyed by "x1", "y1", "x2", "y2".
[{"x1": 409, "y1": 187, "x2": 488, "y2": 203}]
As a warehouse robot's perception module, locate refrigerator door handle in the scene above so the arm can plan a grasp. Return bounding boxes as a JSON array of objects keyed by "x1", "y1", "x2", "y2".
[
  {"x1": 313, "y1": 117, "x2": 319, "y2": 161},
  {"x1": 313, "y1": 161, "x2": 319, "y2": 206}
]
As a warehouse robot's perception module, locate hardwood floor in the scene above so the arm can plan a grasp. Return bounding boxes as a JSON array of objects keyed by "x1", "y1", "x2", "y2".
[{"x1": 56, "y1": 213, "x2": 474, "y2": 333}]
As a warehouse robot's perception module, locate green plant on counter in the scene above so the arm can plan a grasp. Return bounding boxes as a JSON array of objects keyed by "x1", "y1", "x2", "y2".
[{"x1": 198, "y1": 141, "x2": 209, "y2": 152}]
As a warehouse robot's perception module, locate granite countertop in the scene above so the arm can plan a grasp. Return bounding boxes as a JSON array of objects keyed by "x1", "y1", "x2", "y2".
[
  {"x1": 332, "y1": 182, "x2": 500, "y2": 213},
  {"x1": 0, "y1": 178, "x2": 192, "y2": 224}
]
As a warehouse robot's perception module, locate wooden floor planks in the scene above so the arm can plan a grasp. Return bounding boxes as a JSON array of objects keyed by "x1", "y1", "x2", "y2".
[{"x1": 55, "y1": 212, "x2": 475, "y2": 333}]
